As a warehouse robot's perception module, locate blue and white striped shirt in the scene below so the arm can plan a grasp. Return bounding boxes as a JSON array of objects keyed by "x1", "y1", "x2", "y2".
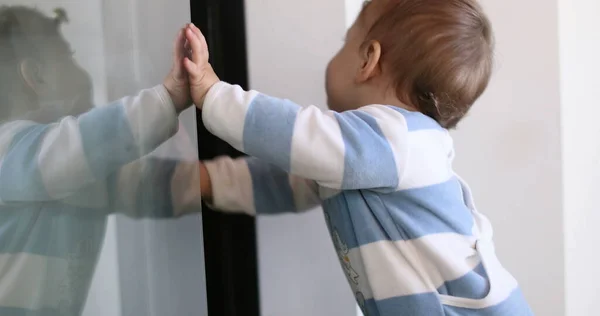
[
  {"x1": 0, "y1": 85, "x2": 202, "y2": 316},
  {"x1": 203, "y1": 82, "x2": 534, "y2": 315}
]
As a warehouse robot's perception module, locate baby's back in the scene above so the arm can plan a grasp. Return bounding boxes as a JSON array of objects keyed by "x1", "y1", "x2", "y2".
[{"x1": 320, "y1": 108, "x2": 533, "y2": 316}]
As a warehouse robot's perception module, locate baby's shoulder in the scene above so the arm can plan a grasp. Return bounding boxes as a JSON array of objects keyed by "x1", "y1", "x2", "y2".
[{"x1": 353, "y1": 104, "x2": 445, "y2": 134}]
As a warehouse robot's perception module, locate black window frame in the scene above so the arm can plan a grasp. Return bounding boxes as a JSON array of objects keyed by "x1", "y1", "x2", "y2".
[{"x1": 190, "y1": 1, "x2": 260, "y2": 315}]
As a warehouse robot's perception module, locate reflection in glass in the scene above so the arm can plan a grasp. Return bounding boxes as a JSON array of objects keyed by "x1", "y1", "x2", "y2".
[{"x1": 0, "y1": 5, "x2": 205, "y2": 316}]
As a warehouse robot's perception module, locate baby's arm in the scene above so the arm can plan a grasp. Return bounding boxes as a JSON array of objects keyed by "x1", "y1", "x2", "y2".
[
  {"x1": 63, "y1": 156, "x2": 202, "y2": 218},
  {"x1": 200, "y1": 156, "x2": 325, "y2": 215},
  {"x1": 0, "y1": 86, "x2": 179, "y2": 204},
  {"x1": 201, "y1": 84, "x2": 407, "y2": 192},
  {"x1": 69, "y1": 154, "x2": 323, "y2": 218},
  {"x1": 184, "y1": 24, "x2": 406, "y2": 192}
]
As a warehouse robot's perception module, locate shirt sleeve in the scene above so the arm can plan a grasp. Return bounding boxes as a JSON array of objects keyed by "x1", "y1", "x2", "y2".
[
  {"x1": 0, "y1": 85, "x2": 179, "y2": 204},
  {"x1": 202, "y1": 82, "x2": 409, "y2": 192},
  {"x1": 203, "y1": 156, "x2": 326, "y2": 215},
  {"x1": 59, "y1": 157, "x2": 202, "y2": 219}
]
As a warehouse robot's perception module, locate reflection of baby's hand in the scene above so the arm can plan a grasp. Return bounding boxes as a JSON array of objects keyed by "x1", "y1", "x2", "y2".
[
  {"x1": 182, "y1": 23, "x2": 220, "y2": 110},
  {"x1": 164, "y1": 26, "x2": 193, "y2": 113}
]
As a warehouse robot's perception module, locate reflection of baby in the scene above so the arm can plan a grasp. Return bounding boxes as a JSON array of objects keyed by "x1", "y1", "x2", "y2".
[{"x1": 0, "y1": 6, "x2": 201, "y2": 315}]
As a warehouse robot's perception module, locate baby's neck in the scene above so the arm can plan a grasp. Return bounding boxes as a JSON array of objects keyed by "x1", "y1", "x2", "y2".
[{"x1": 355, "y1": 91, "x2": 417, "y2": 112}]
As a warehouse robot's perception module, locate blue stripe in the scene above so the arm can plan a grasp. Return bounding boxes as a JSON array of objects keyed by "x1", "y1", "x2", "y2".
[
  {"x1": 243, "y1": 94, "x2": 298, "y2": 171},
  {"x1": 438, "y1": 263, "x2": 490, "y2": 299},
  {"x1": 444, "y1": 288, "x2": 533, "y2": 316},
  {"x1": 79, "y1": 102, "x2": 138, "y2": 179},
  {"x1": 0, "y1": 124, "x2": 51, "y2": 202},
  {"x1": 388, "y1": 106, "x2": 444, "y2": 132},
  {"x1": 0, "y1": 158, "x2": 179, "y2": 257},
  {"x1": 107, "y1": 158, "x2": 178, "y2": 218},
  {"x1": 246, "y1": 157, "x2": 296, "y2": 214},
  {"x1": 362, "y1": 292, "x2": 444, "y2": 316},
  {"x1": 0, "y1": 204, "x2": 106, "y2": 257},
  {"x1": 0, "y1": 307, "x2": 64, "y2": 316},
  {"x1": 361, "y1": 288, "x2": 532, "y2": 316},
  {"x1": 322, "y1": 177, "x2": 474, "y2": 249},
  {"x1": 335, "y1": 111, "x2": 398, "y2": 190}
]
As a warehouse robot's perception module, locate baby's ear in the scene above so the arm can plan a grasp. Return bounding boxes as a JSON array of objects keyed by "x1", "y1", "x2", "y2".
[
  {"x1": 53, "y1": 8, "x2": 69, "y2": 26},
  {"x1": 357, "y1": 40, "x2": 382, "y2": 83},
  {"x1": 20, "y1": 58, "x2": 45, "y2": 96}
]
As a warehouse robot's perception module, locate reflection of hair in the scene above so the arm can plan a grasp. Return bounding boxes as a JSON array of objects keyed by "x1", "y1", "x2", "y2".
[
  {"x1": 0, "y1": 6, "x2": 69, "y2": 118},
  {"x1": 359, "y1": 0, "x2": 494, "y2": 129}
]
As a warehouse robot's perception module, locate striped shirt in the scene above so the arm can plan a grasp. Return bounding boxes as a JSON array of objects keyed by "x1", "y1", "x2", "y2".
[
  {"x1": 0, "y1": 85, "x2": 202, "y2": 316},
  {"x1": 203, "y1": 82, "x2": 534, "y2": 315}
]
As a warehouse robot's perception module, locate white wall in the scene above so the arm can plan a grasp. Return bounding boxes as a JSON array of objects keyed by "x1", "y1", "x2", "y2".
[
  {"x1": 244, "y1": 0, "x2": 357, "y2": 315},
  {"x1": 452, "y1": 1, "x2": 565, "y2": 315},
  {"x1": 558, "y1": 0, "x2": 600, "y2": 315}
]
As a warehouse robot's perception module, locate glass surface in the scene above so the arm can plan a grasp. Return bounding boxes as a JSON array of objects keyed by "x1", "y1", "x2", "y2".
[{"x1": 0, "y1": 1, "x2": 206, "y2": 316}]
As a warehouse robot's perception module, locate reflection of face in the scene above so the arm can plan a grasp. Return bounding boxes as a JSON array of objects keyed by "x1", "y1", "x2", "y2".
[
  {"x1": 24, "y1": 35, "x2": 93, "y2": 123},
  {"x1": 41, "y1": 36, "x2": 93, "y2": 118}
]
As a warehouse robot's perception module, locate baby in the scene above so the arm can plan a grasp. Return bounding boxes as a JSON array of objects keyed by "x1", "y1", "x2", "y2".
[{"x1": 184, "y1": 0, "x2": 534, "y2": 315}]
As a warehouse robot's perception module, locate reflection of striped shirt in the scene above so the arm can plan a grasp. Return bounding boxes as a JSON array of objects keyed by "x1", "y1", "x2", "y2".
[
  {"x1": 203, "y1": 82, "x2": 533, "y2": 316},
  {"x1": 0, "y1": 85, "x2": 201, "y2": 316}
]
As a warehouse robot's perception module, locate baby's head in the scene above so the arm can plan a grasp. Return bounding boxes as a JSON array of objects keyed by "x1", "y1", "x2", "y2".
[
  {"x1": 326, "y1": 0, "x2": 494, "y2": 129},
  {"x1": 0, "y1": 6, "x2": 92, "y2": 122}
]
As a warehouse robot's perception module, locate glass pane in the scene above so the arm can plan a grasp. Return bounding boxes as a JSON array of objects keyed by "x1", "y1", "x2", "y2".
[{"x1": 0, "y1": 1, "x2": 206, "y2": 316}]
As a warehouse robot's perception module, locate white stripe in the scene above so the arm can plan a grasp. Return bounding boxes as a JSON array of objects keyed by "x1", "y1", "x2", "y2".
[
  {"x1": 399, "y1": 129, "x2": 454, "y2": 190},
  {"x1": 358, "y1": 105, "x2": 409, "y2": 191},
  {"x1": 123, "y1": 85, "x2": 178, "y2": 155},
  {"x1": 0, "y1": 121, "x2": 36, "y2": 156},
  {"x1": 204, "y1": 157, "x2": 256, "y2": 215},
  {"x1": 61, "y1": 180, "x2": 109, "y2": 209},
  {"x1": 38, "y1": 118, "x2": 96, "y2": 200},
  {"x1": 289, "y1": 176, "x2": 320, "y2": 211},
  {"x1": 0, "y1": 158, "x2": 4, "y2": 205},
  {"x1": 202, "y1": 82, "x2": 257, "y2": 152},
  {"x1": 0, "y1": 253, "x2": 69, "y2": 310},
  {"x1": 344, "y1": 233, "x2": 481, "y2": 301},
  {"x1": 456, "y1": 174, "x2": 495, "y2": 240},
  {"x1": 290, "y1": 108, "x2": 345, "y2": 189},
  {"x1": 439, "y1": 240, "x2": 519, "y2": 308},
  {"x1": 111, "y1": 160, "x2": 145, "y2": 215}
]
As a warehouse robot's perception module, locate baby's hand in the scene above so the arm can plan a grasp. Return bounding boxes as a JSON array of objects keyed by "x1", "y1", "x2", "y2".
[
  {"x1": 163, "y1": 26, "x2": 192, "y2": 113},
  {"x1": 183, "y1": 23, "x2": 220, "y2": 109}
]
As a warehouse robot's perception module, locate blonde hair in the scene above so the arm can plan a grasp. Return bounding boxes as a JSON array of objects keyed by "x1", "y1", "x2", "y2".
[{"x1": 360, "y1": 0, "x2": 494, "y2": 128}]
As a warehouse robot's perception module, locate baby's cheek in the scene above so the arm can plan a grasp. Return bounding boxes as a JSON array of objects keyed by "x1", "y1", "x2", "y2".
[
  {"x1": 324, "y1": 63, "x2": 334, "y2": 93},
  {"x1": 325, "y1": 59, "x2": 334, "y2": 82}
]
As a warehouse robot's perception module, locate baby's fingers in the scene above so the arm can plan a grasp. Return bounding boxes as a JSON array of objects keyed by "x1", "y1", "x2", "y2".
[
  {"x1": 184, "y1": 40, "x2": 191, "y2": 59},
  {"x1": 173, "y1": 28, "x2": 186, "y2": 62},
  {"x1": 185, "y1": 24, "x2": 209, "y2": 63},
  {"x1": 189, "y1": 23, "x2": 205, "y2": 42},
  {"x1": 183, "y1": 57, "x2": 203, "y2": 82},
  {"x1": 183, "y1": 57, "x2": 195, "y2": 72}
]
